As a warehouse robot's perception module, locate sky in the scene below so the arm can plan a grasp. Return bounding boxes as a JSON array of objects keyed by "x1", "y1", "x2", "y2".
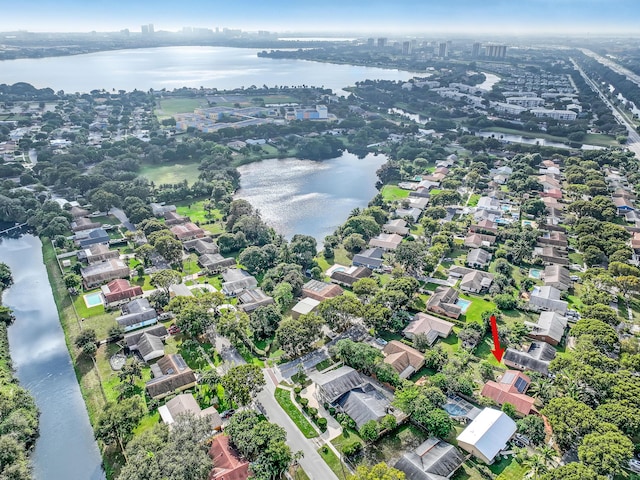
[{"x1": 1, "y1": 0, "x2": 639, "y2": 36}]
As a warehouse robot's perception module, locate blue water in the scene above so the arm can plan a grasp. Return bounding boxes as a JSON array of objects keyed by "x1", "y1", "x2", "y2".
[
  {"x1": 456, "y1": 299, "x2": 472, "y2": 314},
  {"x1": 529, "y1": 269, "x2": 543, "y2": 279},
  {"x1": 84, "y1": 292, "x2": 103, "y2": 307}
]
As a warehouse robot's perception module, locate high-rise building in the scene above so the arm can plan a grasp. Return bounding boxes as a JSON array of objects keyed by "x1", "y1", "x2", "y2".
[
  {"x1": 367, "y1": 38, "x2": 375, "y2": 47},
  {"x1": 148, "y1": 24, "x2": 154, "y2": 34},
  {"x1": 402, "y1": 41, "x2": 413, "y2": 55},
  {"x1": 377, "y1": 37, "x2": 387, "y2": 48},
  {"x1": 438, "y1": 42, "x2": 448, "y2": 58},
  {"x1": 141, "y1": 24, "x2": 148, "y2": 34},
  {"x1": 472, "y1": 42, "x2": 481, "y2": 58},
  {"x1": 485, "y1": 45, "x2": 508, "y2": 58}
]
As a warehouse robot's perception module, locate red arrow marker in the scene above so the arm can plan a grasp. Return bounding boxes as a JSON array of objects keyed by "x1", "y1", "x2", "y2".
[{"x1": 490, "y1": 315, "x2": 505, "y2": 362}]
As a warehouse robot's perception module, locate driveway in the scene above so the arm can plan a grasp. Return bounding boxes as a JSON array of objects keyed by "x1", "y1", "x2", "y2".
[
  {"x1": 213, "y1": 335, "x2": 246, "y2": 374},
  {"x1": 258, "y1": 370, "x2": 339, "y2": 480},
  {"x1": 109, "y1": 207, "x2": 136, "y2": 232}
]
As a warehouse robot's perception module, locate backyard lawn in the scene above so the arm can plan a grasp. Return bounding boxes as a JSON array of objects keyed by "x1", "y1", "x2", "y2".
[
  {"x1": 274, "y1": 387, "x2": 318, "y2": 439},
  {"x1": 381, "y1": 185, "x2": 410, "y2": 202},
  {"x1": 489, "y1": 456, "x2": 527, "y2": 480}
]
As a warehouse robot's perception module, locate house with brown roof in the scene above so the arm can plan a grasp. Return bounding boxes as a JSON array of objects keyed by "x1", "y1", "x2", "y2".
[
  {"x1": 402, "y1": 312, "x2": 455, "y2": 345},
  {"x1": 526, "y1": 311, "x2": 568, "y2": 346},
  {"x1": 383, "y1": 341, "x2": 425, "y2": 379},
  {"x1": 184, "y1": 237, "x2": 218, "y2": 255},
  {"x1": 537, "y1": 175, "x2": 561, "y2": 190},
  {"x1": 159, "y1": 393, "x2": 222, "y2": 430},
  {"x1": 469, "y1": 219, "x2": 498, "y2": 235},
  {"x1": 209, "y1": 435, "x2": 250, "y2": 480},
  {"x1": 537, "y1": 231, "x2": 568, "y2": 248},
  {"x1": 237, "y1": 288, "x2": 274, "y2": 313},
  {"x1": 480, "y1": 371, "x2": 535, "y2": 416},
  {"x1": 329, "y1": 265, "x2": 372, "y2": 287},
  {"x1": 101, "y1": 279, "x2": 143, "y2": 308},
  {"x1": 613, "y1": 196, "x2": 635, "y2": 214},
  {"x1": 171, "y1": 222, "x2": 205, "y2": 240},
  {"x1": 70, "y1": 206, "x2": 90, "y2": 218},
  {"x1": 543, "y1": 265, "x2": 572, "y2": 291},
  {"x1": 145, "y1": 354, "x2": 197, "y2": 399},
  {"x1": 540, "y1": 188, "x2": 562, "y2": 200},
  {"x1": 125, "y1": 325, "x2": 168, "y2": 362},
  {"x1": 72, "y1": 217, "x2": 102, "y2": 232},
  {"x1": 164, "y1": 210, "x2": 188, "y2": 226},
  {"x1": 533, "y1": 246, "x2": 568, "y2": 266},
  {"x1": 632, "y1": 232, "x2": 640, "y2": 251},
  {"x1": 459, "y1": 270, "x2": 494, "y2": 294},
  {"x1": 426, "y1": 287, "x2": 462, "y2": 319},
  {"x1": 464, "y1": 233, "x2": 496, "y2": 249},
  {"x1": 369, "y1": 233, "x2": 403, "y2": 251},
  {"x1": 302, "y1": 279, "x2": 343, "y2": 302}
]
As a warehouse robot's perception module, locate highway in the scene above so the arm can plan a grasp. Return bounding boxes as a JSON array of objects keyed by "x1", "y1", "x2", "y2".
[
  {"x1": 580, "y1": 48, "x2": 640, "y2": 88},
  {"x1": 571, "y1": 57, "x2": 640, "y2": 160}
]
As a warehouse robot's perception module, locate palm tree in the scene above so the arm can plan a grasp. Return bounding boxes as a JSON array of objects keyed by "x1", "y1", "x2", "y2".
[
  {"x1": 528, "y1": 378, "x2": 556, "y2": 404},
  {"x1": 538, "y1": 445, "x2": 557, "y2": 468},
  {"x1": 523, "y1": 454, "x2": 548, "y2": 479},
  {"x1": 198, "y1": 369, "x2": 221, "y2": 403}
]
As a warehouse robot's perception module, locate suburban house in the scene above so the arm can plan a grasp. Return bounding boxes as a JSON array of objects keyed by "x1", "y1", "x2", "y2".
[
  {"x1": 158, "y1": 393, "x2": 222, "y2": 430},
  {"x1": 302, "y1": 279, "x2": 343, "y2": 302},
  {"x1": 352, "y1": 247, "x2": 385, "y2": 270},
  {"x1": 403, "y1": 312, "x2": 455, "y2": 345},
  {"x1": 459, "y1": 270, "x2": 494, "y2": 294},
  {"x1": 72, "y1": 217, "x2": 101, "y2": 232},
  {"x1": 476, "y1": 196, "x2": 502, "y2": 214},
  {"x1": 124, "y1": 325, "x2": 167, "y2": 362},
  {"x1": 101, "y1": 279, "x2": 143, "y2": 308},
  {"x1": 79, "y1": 243, "x2": 119, "y2": 264},
  {"x1": 525, "y1": 311, "x2": 568, "y2": 346},
  {"x1": 383, "y1": 219, "x2": 409, "y2": 236},
  {"x1": 221, "y1": 269, "x2": 258, "y2": 296},
  {"x1": 150, "y1": 202, "x2": 176, "y2": 217},
  {"x1": 209, "y1": 434, "x2": 250, "y2": 480},
  {"x1": 75, "y1": 227, "x2": 110, "y2": 248},
  {"x1": 632, "y1": 232, "x2": 640, "y2": 251},
  {"x1": 533, "y1": 246, "x2": 568, "y2": 265},
  {"x1": 395, "y1": 207, "x2": 423, "y2": 222},
  {"x1": 537, "y1": 231, "x2": 568, "y2": 248},
  {"x1": 407, "y1": 197, "x2": 429, "y2": 210},
  {"x1": 466, "y1": 248, "x2": 492, "y2": 269},
  {"x1": 613, "y1": 196, "x2": 635, "y2": 214},
  {"x1": 116, "y1": 298, "x2": 158, "y2": 332},
  {"x1": 164, "y1": 211, "x2": 188, "y2": 226},
  {"x1": 529, "y1": 286, "x2": 568, "y2": 315},
  {"x1": 540, "y1": 188, "x2": 562, "y2": 200},
  {"x1": 369, "y1": 233, "x2": 403, "y2": 251},
  {"x1": 237, "y1": 288, "x2": 275, "y2": 313},
  {"x1": 199, "y1": 253, "x2": 236, "y2": 273},
  {"x1": 480, "y1": 370, "x2": 535, "y2": 416},
  {"x1": 394, "y1": 437, "x2": 465, "y2": 480},
  {"x1": 426, "y1": 286, "x2": 462, "y2": 319},
  {"x1": 456, "y1": 408, "x2": 517, "y2": 464},
  {"x1": 183, "y1": 237, "x2": 218, "y2": 255},
  {"x1": 81, "y1": 258, "x2": 130, "y2": 289},
  {"x1": 169, "y1": 283, "x2": 194, "y2": 298},
  {"x1": 464, "y1": 233, "x2": 496, "y2": 249},
  {"x1": 315, "y1": 366, "x2": 392, "y2": 429},
  {"x1": 543, "y1": 265, "x2": 572, "y2": 291},
  {"x1": 170, "y1": 222, "x2": 205, "y2": 241},
  {"x1": 469, "y1": 219, "x2": 498, "y2": 235},
  {"x1": 537, "y1": 175, "x2": 561, "y2": 190},
  {"x1": 145, "y1": 354, "x2": 197, "y2": 399},
  {"x1": 70, "y1": 206, "x2": 90, "y2": 218},
  {"x1": 503, "y1": 341, "x2": 557, "y2": 376},
  {"x1": 291, "y1": 297, "x2": 321, "y2": 319},
  {"x1": 382, "y1": 341, "x2": 425, "y2": 379},
  {"x1": 329, "y1": 265, "x2": 372, "y2": 287}
]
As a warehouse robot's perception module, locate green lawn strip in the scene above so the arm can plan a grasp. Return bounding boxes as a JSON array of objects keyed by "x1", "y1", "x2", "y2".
[
  {"x1": 274, "y1": 387, "x2": 318, "y2": 439},
  {"x1": 175, "y1": 200, "x2": 223, "y2": 224},
  {"x1": 331, "y1": 427, "x2": 364, "y2": 454},
  {"x1": 466, "y1": 194, "x2": 481, "y2": 207},
  {"x1": 489, "y1": 456, "x2": 528, "y2": 480},
  {"x1": 318, "y1": 445, "x2": 349, "y2": 480},
  {"x1": 381, "y1": 184, "x2": 410, "y2": 202}
]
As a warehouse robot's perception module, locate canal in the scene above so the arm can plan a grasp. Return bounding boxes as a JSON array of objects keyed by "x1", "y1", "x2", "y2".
[{"x1": 2, "y1": 234, "x2": 104, "y2": 480}]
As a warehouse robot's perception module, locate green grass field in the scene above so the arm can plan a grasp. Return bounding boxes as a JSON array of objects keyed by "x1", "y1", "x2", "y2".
[
  {"x1": 274, "y1": 387, "x2": 318, "y2": 438},
  {"x1": 139, "y1": 161, "x2": 202, "y2": 185},
  {"x1": 381, "y1": 185, "x2": 410, "y2": 202},
  {"x1": 318, "y1": 446, "x2": 349, "y2": 480},
  {"x1": 156, "y1": 98, "x2": 207, "y2": 119}
]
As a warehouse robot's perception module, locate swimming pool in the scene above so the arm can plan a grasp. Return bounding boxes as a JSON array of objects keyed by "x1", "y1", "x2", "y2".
[
  {"x1": 443, "y1": 403, "x2": 468, "y2": 417},
  {"x1": 456, "y1": 298, "x2": 471, "y2": 314},
  {"x1": 529, "y1": 269, "x2": 543, "y2": 279},
  {"x1": 84, "y1": 292, "x2": 103, "y2": 308}
]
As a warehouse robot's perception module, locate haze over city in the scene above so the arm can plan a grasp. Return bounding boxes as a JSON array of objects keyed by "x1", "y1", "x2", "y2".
[{"x1": 2, "y1": 0, "x2": 639, "y2": 35}]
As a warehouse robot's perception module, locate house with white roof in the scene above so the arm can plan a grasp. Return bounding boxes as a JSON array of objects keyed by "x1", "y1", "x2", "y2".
[{"x1": 456, "y1": 408, "x2": 517, "y2": 464}]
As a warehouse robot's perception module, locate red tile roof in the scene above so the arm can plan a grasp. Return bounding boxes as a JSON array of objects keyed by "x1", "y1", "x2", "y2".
[
  {"x1": 103, "y1": 279, "x2": 143, "y2": 304},
  {"x1": 209, "y1": 435, "x2": 249, "y2": 480},
  {"x1": 481, "y1": 381, "x2": 535, "y2": 416}
]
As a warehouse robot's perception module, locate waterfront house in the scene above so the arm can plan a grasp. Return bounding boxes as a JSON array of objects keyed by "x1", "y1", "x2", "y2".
[
  {"x1": 81, "y1": 258, "x2": 130, "y2": 289},
  {"x1": 101, "y1": 279, "x2": 143, "y2": 308},
  {"x1": 145, "y1": 354, "x2": 197, "y2": 399},
  {"x1": 116, "y1": 298, "x2": 158, "y2": 332},
  {"x1": 158, "y1": 393, "x2": 222, "y2": 430}
]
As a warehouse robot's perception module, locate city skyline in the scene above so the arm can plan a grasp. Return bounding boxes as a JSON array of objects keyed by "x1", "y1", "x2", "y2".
[{"x1": 1, "y1": 0, "x2": 639, "y2": 36}]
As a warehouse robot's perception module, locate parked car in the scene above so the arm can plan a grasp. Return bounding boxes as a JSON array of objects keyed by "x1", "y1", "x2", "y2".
[
  {"x1": 168, "y1": 325, "x2": 181, "y2": 335},
  {"x1": 220, "y1": 409, "x2": 236, "y2": 419},
  {"x1": 628, "y1": 459, "x2": 640, "y2": 473}
]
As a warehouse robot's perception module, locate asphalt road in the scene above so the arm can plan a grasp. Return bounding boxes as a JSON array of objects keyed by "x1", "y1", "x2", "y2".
[{"x1": 257, "y1": 371, "x2": 339, "y2": 480}]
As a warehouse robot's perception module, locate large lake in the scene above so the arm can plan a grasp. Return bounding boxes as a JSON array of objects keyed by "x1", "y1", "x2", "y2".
[
  {"x1": 0, "y1": 46, "x2": 415, "y2": 94},
  {"x1": 236, "y1": 152, "x2": 387, "y2": 244},
  {"x1": 2, "y1": 235, "x2": 104, "y2": 480}
]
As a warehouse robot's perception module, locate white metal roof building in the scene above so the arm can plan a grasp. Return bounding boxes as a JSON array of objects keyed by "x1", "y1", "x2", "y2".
[{"x1": 456, "y1": 408, "x2": 517, "y2": 464}]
